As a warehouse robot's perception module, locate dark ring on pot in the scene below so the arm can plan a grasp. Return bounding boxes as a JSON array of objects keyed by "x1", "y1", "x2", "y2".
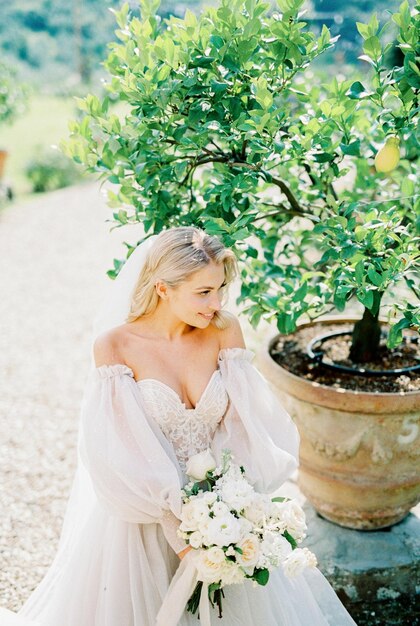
[{"x1": 307, "y1": 331, "x2": 420, "y2": 377}]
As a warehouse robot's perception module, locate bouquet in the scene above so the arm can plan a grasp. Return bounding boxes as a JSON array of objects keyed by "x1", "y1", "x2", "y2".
[{"x1": 178, "y1": 448, "x2": 317, "y2": 620}]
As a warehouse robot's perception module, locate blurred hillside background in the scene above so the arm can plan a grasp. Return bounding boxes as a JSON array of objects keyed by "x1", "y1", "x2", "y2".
[{"x1": 0, "y1": 0, "x2": 403, "y2": 198}]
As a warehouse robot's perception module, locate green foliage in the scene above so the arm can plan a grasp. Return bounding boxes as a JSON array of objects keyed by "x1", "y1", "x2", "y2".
[
  {"x1": 0, "y1": 0, "x2": 212, "y2": 86},
  {"x1": 0, "y1": 62, "x2": 29, "y2": 126},
  {"x1": 63, "y1": 0, "x2": 420, "y2": 352},
  {"x1": 25, "y1": 148, "x2": 82, "y2": 192},
  {"x1": 252, "y1": 568, "x2": 270, "y2": 585}
]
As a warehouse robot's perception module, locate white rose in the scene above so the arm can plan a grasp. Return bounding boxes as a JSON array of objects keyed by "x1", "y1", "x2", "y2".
[
  {"x1": 196, "y1": 547, "x2": 226, "y2": 582},
  {"x1": 180, "y1": 498, "x2": 211, "y2": 532},
  {"x1": 179, "y1": 501, "x2": 200, "y2": 532},
  {"x1": 186, "y1": 449, "x2": 217, "y2": 481},
  {"x1": 282, "y1": 548, "x2": 317, "y2": 578},
  {"x1": 220, "y1": 561, "x2": 245, "y2": 585},
  {"x1": 244, "y1": 494, "x2": 272, "y2": 525},
  {"x1": 197, "y1": 517, "x2": 210, "y2": 534},
  {"x1": 235, "y1": 534, "x2": 260, "y2": 571},
  {"x1": 189, "y1": 531, "x2": 203, "y2": 549},
  {"x1": 258, "y1": 533, "x2": 291, "y2": 569},
  {"x1": 191, "y1": 499, "x2": 211, "y2": 523},
  {"x1": 274, "y1": 500, "x2": 307, "y2": 541},
  {"x1": 201, "y1": 491, "x2": 218, "y2": 505}
]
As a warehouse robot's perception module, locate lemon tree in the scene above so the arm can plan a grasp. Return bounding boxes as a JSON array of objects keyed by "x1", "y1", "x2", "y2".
[{"x1": 64, "y1": 0, "x2": 419, "y2": 363}]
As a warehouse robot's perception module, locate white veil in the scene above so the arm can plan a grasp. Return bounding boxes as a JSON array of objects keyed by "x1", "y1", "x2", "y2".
[{"x1": 92, "y1": 233, "x2": 159, "y2": 339}]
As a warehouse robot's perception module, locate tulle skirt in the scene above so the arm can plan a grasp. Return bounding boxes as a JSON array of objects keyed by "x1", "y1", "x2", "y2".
[{"x1": 0, "y1": 501, "x2": 356, "y2": 626}]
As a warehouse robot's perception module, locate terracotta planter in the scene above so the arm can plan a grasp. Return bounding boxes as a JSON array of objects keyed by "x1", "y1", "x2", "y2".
[
  {"x1": 257, "y1": 318, "x2": 420, "y2": 530},
  {"x1": 0, "y1": 150, "x2": 8, "y2": 181}
]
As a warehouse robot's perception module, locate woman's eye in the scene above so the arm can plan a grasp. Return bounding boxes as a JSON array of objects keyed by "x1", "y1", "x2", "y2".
[{"x1": 199, "y1": 284, "x2": 226, "y2": 295}]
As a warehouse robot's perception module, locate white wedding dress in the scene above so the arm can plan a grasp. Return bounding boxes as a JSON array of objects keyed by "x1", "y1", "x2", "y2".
[{"x1": 0, "y1": 348, "x2": 357, "y2": 626}]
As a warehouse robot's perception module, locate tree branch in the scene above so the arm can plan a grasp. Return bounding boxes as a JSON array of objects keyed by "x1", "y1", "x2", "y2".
[
  {"x1": 226, "y1": 160, "x2": 304, "y2": 214},
  {"x1": 161, "y1": 140, "x2": 306, "y2": 216},
  {"x1": 254, "y1": 208, "x2": 320, "y2": 223}
]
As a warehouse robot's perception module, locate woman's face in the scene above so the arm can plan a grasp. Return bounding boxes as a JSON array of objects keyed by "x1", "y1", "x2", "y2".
[{"x1": 160, "y1": 261, "x2": 227, "y2": 328}]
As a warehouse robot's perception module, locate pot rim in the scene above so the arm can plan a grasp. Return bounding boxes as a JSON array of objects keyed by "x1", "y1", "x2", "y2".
[{"x1": 261, "y1": 316, "x2": 420, "y2": 412}]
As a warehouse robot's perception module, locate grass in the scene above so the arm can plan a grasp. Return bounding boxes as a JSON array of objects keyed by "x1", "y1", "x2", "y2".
[{"x1": 0, "y1": 94, "x2": 79, "y2": 199}]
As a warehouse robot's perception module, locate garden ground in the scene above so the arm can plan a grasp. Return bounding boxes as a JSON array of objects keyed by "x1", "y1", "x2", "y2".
[{"x1": 0, "y1": 182, "x2": 418, "y2": 624}]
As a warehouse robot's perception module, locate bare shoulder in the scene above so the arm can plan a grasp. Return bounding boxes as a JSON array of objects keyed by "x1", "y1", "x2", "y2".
[
  {"x1": 217, "y1": 313, "x2": 246, "y2": 350},
  {"x1": 93, "y1": 327, "x2": 126, "y2": 368}
]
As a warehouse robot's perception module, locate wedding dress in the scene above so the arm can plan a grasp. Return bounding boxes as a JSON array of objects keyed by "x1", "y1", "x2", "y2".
[{"x1": 0, "y1": 347, "x2": 357, "y2": 626}]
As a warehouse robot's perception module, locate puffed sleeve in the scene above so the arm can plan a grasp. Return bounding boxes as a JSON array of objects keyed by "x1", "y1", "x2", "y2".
[
  {"x1": 211, "y1": 348, "x2": 299, "y2": 493},
  {"x1": 79, "y1": 364, "x2": 187, "y2": 553}
]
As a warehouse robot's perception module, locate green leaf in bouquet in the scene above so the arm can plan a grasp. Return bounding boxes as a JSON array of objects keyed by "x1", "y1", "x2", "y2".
[
  {"x1": 271, "y1": 496, "x2": 289, "y2": 503},
  {"x1": 190, "y1": 483, "x2": 200, "y2": 495},
  {"x1": 283, "y1": 530, "x2": 298, "y2": 549},
  {"x1": 208, "y1": 583, "x2": 225, "y2": 618},
  {"x1": 208, "y1": 582, "x2": 222, "y2": 594},
  {"x1": 253, "y1": 568, "x2": 270, "y2": 586}
]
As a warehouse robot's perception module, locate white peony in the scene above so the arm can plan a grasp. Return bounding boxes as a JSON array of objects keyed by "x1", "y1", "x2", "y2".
[
  {"x1": 205, "y1": 514, "x2": 242, "y2": 547},
  {"x1": 282, "y1": 548, "x2": 317, "y2": 578},
  {"x1": 217, "y1": 477, "x2": 255, "y2": 511},
  {"x1": 186, "y1": 449, "x2": 217, "y2": 481}
]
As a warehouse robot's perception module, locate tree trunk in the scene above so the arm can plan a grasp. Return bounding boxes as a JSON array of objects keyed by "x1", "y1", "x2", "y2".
[{"x1": 349, "y1": 298, "x2": 382, "y2": 363}]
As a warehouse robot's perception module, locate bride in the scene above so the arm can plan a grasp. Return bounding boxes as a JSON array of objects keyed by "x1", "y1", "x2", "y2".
[{"x1": 0, "y1": 226, "x2": 357, "y2": 625}]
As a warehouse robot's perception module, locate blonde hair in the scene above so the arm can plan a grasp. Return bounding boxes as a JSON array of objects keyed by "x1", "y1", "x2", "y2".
[{"x1": 127, "y1": 227, "x2": 238, "y2": 329}]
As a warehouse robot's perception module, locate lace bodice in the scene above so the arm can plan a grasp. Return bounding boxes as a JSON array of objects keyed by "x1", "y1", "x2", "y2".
[{"x1": 137, "y1": 369, "x2": 229, "y2": 472}]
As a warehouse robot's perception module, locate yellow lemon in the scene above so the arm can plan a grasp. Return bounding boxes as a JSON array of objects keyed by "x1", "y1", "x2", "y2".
[{"x1": 374, "y1": 136, "x2": 400, "y2": 173}]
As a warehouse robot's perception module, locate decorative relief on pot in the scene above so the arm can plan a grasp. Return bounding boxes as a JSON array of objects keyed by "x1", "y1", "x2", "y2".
[
  {"x1": 397, "y1": 416, "x2": 419, "y2": 446},
  {"x1": 370, "y1": 437, "x2": 393, "y2": 464},
  {"x1": 288, "y1": 400, "x2": 369, "y2": 460},
  {"x1": 308, "y1": 432, "x2": 365, "y2": 461}
]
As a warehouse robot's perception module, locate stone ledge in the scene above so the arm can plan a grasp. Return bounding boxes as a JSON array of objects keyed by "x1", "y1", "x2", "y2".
[{"x1": 302, "y1": 505, "x2": 420, "y2": 625}]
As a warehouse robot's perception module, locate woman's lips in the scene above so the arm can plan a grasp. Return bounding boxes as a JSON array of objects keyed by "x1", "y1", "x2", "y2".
[{"x1": 199, "y1": 313, "x2": 214, "y2": 320}]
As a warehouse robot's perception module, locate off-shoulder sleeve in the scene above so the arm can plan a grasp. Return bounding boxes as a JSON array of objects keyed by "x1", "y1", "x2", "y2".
[
  {"x1": 79, "y1": 364, "x2": 187, "y2": 552},
  {"x1": 211, "y1": 348, "x2": 299, "y2": 493}
]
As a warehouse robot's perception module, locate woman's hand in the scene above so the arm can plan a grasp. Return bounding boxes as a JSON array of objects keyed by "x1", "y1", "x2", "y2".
[{"x1": 177, "y1": 545, "x2": 193, "y2": 560}]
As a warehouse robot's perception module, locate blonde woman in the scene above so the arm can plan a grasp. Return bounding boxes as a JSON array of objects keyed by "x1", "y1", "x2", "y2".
[{"x1": 0, "y1": 227, "x2": 357, "y2": 626}]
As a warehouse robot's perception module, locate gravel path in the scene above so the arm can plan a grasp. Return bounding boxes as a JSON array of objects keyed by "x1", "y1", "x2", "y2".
[{"x1": 0, "y1": 182, "x2": 134, "y2": 609}]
